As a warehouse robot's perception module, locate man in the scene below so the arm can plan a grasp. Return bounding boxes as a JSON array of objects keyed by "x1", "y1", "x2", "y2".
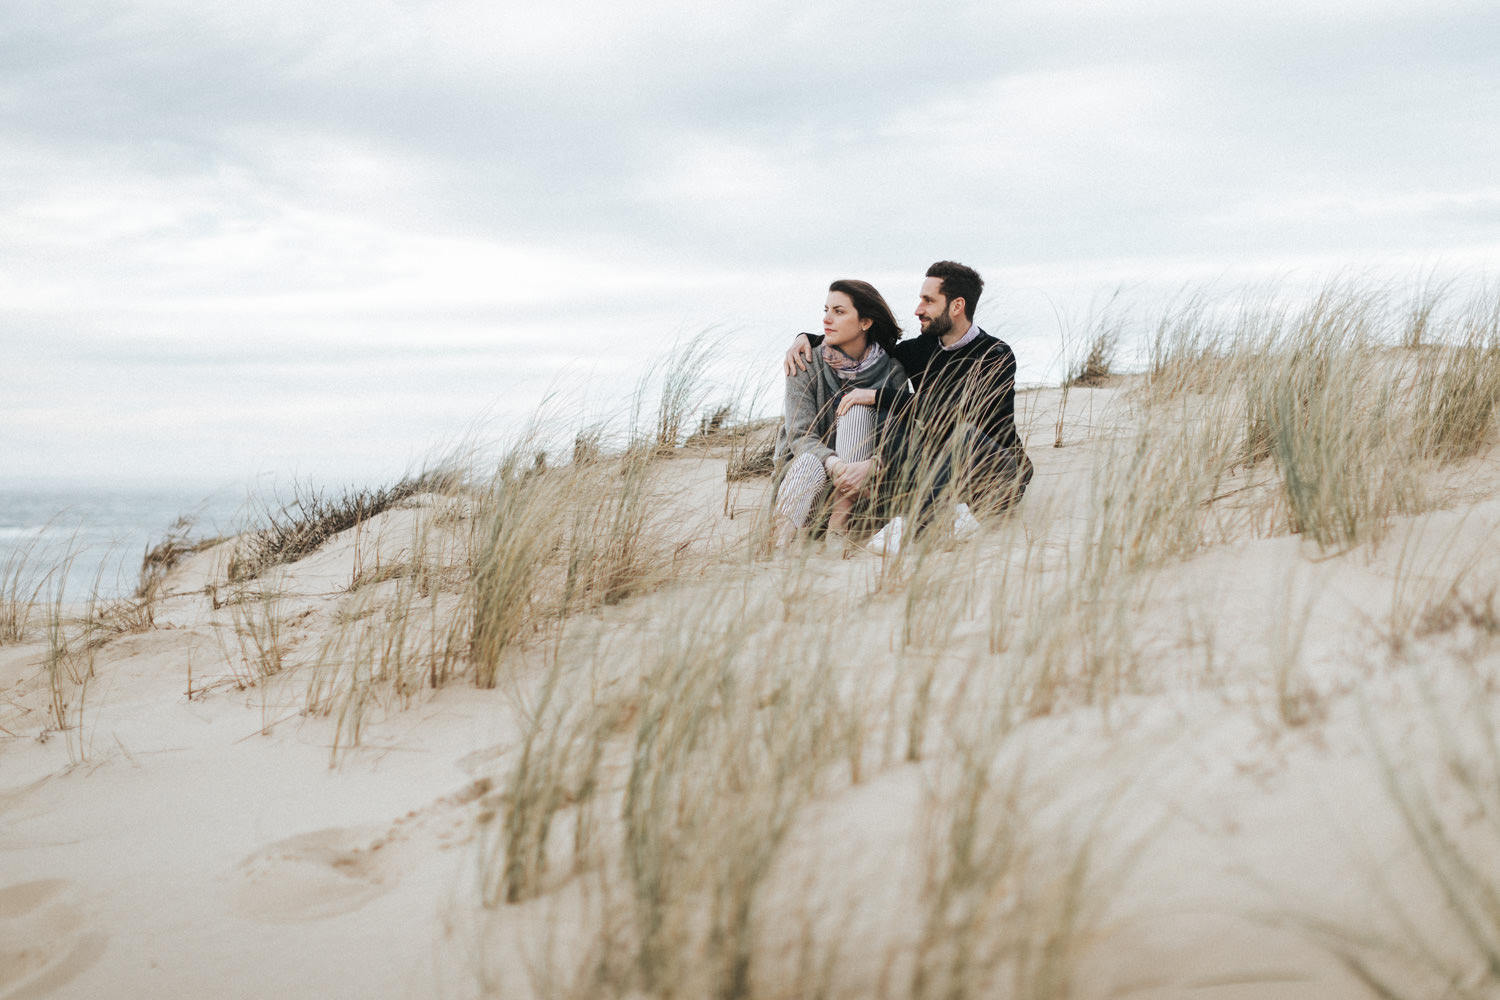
[{"x1": 784, "y1": 261, "x2": 1032, "y2": 549}]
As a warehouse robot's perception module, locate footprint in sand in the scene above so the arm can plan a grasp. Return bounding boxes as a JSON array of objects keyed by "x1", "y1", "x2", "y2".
[
  {"x1": 0, "y1": 878, "x2": 108, "y2": 1000},
  {"x1": 230, "y1": 825, "x2": 400, "y2": 923},
  {"x1": 228, "y1": 778, "x2": 496, "y2": 923}
]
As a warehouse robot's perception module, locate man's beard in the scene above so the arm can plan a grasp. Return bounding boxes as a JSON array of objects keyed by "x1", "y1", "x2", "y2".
[{"x1": 921, "y1": 312, "x2": 953, "y2": 339}]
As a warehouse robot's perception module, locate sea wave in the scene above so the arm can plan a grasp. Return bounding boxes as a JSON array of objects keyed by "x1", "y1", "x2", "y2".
[{"x1": 0, "y1": 485, "x2": 245, "y2": 598}]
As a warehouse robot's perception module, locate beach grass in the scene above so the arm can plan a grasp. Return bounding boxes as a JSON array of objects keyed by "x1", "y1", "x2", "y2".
[
  {"x1": 12, "y1": 273, "x2": 1500, "y2": 997},
  {"x1": 229, "y1": 277, "x2": 1500, "y2": 995}
]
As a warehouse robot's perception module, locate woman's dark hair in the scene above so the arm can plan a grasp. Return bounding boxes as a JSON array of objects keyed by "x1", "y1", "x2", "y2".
[{"x1": 828, "y1": 279, "x2": 903, "y2": 353}]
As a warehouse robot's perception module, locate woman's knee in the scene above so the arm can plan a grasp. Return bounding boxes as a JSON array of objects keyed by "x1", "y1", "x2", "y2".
[
  {"x1": 835, "y1": 408, "x2": 875, "y2": 462},
  {"x1": 774, "y1": 453, "x2": 830, "y2": 525}
]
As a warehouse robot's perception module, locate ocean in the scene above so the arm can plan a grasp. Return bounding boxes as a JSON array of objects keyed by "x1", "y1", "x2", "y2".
[{"x1": 0, "y1": 483, "x2": 254, "y2": 601}]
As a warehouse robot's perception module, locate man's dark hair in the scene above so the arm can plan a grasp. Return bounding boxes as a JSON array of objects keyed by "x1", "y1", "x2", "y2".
[
  {"x1": 925, "y1": 261, "x2": 983, "y2": 321},
  {"x1": 829, "y1": 279, "x2": 904, "y2": 353}
]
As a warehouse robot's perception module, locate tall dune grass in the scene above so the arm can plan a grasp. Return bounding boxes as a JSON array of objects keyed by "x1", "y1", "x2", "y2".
[
  {"x1": 1080, "y1": 394, "x2": 1243, "y2": 586},
  {"x1": 909, "y1": 740, "x2": 1114, "y2": 1000},
  {"x1": 35, "y1": 545, "x2": 105, "y2": 764},
  {"x1": 1140, "y1": 279, "x2": 1500, "y2": 551},
  {"x1": 0, "y1": 537, "x2": 45, "y2": 645},
  {"x1": 468, "y1": 443, "x2": 686, "y2": 689},
  {"x1": 1248, "y1": 288, "x2": 1423, "y2": 546},
  {"x1": 470, "y1": 345, "x2": 718, "y2": 689},
  {"x1": 65, "y1": 272, "x2": 1500, "y2": 997},
  {"x1": 468, "y1": 448, "x2": 570, "y2": 689},
  {"x1": 227, "y1": 474, "x2": 445, "y2": 582},
  {"x1": 310, "y1": 503, "x2": 472, "y2": 761},
  {"x1": 1409, "y1": 287, "x2": 1500, "y2": 464},
  {"x1": 477, "y1": 584, "x2": 860, "y2": 998}
]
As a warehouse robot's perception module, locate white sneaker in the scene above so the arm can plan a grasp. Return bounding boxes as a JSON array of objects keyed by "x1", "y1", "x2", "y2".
[
  {"x1": 867, "y1": 516, "x2": 904, "y2": 556},
  {"x1": 954, "y1": 503, "x2": 981, "y2": 540}
]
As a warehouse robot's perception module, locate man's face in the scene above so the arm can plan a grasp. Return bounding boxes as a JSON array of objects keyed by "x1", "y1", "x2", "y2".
[{"x1": 915, "y1": 277, "x2": 955, "y2": 338}]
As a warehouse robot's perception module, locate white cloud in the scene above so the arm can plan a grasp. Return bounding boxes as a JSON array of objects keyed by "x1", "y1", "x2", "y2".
[
  {"x1": 1200, "y1": 189, "x2": 1500, "y2": 232},
  {"x1": 654, "y1": 140, "x2": 793, "y2": 204},
  {"x1": 4, "y1": 0, "x2": 1500, "y2": 483}
]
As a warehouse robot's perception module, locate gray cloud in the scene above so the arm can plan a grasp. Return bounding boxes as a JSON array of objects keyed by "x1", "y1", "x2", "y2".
[{"x1": 4, "y1": 0, "x2": 1499, "y2": 482}]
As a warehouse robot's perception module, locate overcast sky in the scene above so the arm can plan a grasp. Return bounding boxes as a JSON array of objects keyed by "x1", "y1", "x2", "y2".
[{"x1": 4, "y1": 0, "x2": 1499, "y2": 487}]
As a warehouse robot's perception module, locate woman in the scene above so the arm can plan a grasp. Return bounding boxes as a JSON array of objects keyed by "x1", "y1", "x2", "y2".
[{"x1": 772, "y1": 279, "x2": 906, "y2": 544}]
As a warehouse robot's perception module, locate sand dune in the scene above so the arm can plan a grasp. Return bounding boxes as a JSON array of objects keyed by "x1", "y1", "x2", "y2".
[{"x1": 4, "y1": 353, "x2": 1500, "y2": 998}]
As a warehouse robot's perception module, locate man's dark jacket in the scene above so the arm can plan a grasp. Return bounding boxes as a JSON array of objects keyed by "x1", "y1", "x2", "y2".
[{"x1": 806, "y1": 327, "x2": 1024, "y2": 455}]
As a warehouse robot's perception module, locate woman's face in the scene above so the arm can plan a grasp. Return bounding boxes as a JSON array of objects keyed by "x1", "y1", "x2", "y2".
[{"x1": 823, "y1": 291, "x2": 872, "y2": 353}]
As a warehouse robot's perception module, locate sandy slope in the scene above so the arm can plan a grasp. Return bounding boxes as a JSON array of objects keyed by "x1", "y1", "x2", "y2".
[{"x1": 3, "y1": 382, "x2": 1500, "y2": 999}]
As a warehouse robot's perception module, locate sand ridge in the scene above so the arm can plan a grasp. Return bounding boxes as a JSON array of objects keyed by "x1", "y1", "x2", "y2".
[{"x1": 3, "y1": 372, "x2": 1500, "y2": 998}]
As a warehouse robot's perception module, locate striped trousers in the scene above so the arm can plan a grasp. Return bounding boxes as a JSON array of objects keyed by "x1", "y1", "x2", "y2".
[{"x1": 774, "y1": 405, "x2": 877, "y2": 528}]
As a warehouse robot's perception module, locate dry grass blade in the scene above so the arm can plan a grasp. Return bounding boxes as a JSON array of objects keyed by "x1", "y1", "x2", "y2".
[
  {"x1": 471, "y1": 412, "x2": 697, "y2": 690},
  {"x1": 230, "y1": 588, "x2": 290, "y2": 684},
  {"x1": 1242, "y1": 286, "x2": 1420, "y2": 548},
  {"x1": 37, "y1": 544, "x2": 100, "y2": 763},
  {"x1": 1081, "y1": 395, "x2": 1242, "y2": 588},
  {"x1": 0, "y1": 532, "x2": 47, "y2": 645},
  {"x1": 137, "y1": 515, "x2": 223, "y2": 599},
  {"x1": 1401, "y1": 269, "x2": 1455, "y2": 350},
  {"x1": 910, "y1": 726, "x2": 1128, "y2": 1000},
  {"x1": 1064, "y1": 291, "x2": 1127, "y2": 389},
  {"x1": 488, "y1": 650, "x2": 620, "y2": 906},
  {"x1": 64, "y1": 267, "x2": 1500, "y2": 998},
  {"x1": 648, "y1": 333, "x2": 718, "y2": 454},
  {"x1": 469, "y1": 452, "x2": 570, "y2": 688},
  {"x1": 1408, "y1": 287, "x2": 1500, "y2": 463},
  {"x1": 1145, "y1": 289, "x2": 1230, "y2": 400},
  {"x1": 229, "y1": 470, "x2": 454, "y2": 582}
]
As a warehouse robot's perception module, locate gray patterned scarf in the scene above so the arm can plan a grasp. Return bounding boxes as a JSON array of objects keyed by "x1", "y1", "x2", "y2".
[{"x1": 821, "y1": 342, "x2": 889, "y2": 381}]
